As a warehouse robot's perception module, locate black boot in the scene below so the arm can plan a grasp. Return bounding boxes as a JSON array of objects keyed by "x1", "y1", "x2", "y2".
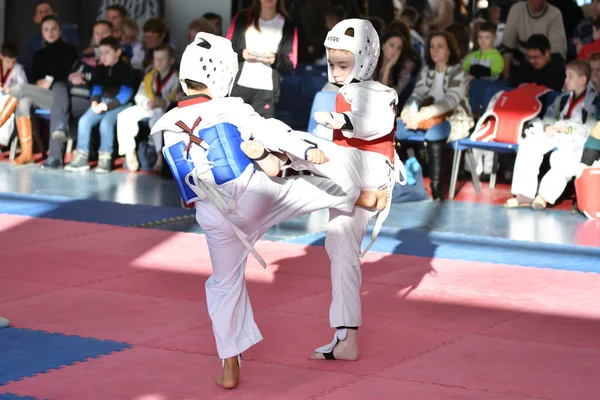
[{"x1": 426, "y1": 139, "x2": 446, "y2": 201}]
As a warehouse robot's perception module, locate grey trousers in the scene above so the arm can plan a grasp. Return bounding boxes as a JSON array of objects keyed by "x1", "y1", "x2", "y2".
[{"x1": 10, "y1": 83, "x2": 53, "y2": 117}]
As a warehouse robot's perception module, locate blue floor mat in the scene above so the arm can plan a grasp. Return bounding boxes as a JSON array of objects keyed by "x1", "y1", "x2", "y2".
[
  {"x1": 0, "y1": 394, "x2": 41, "y2": 400},
  {"x1": 0, "y1": 327, "x2": 131, "y2": 385}
]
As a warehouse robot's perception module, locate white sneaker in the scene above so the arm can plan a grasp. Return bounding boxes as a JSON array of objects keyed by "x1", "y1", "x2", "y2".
[{"x1": 0, "y1": 317, "x2": 10, "y2": 328}]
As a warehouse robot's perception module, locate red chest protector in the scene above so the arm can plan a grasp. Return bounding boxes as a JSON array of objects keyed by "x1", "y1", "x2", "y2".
[
  {"x1": 332, "y1": 92, "x2": 396, "y2": 162},
  {"x1": 471, "y1": 83, "x2": 551, "y2": 144}
]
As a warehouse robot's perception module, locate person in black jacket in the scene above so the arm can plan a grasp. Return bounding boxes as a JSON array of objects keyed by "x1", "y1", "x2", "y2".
[
  {"x1": 0, "y1": 15, "x2": 78, "y2": 165},
  {"x1": 65, "y1": 36, "x2": 135, "y2": 173},
  {"x1": 510, "y1": 34, "x2": 566, "y2": 91},
  {"x1": 226, "y1": 0, "x2": 298, "y2": 118}
]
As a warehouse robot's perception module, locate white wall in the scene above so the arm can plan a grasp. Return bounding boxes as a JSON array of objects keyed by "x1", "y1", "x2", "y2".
[{"x1": 164, "y1": 0, "x2": 232, "y2": 48}]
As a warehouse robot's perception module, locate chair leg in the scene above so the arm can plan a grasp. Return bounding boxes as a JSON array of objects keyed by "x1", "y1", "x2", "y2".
[
  {"x1": 490, "y1": 152, "x2": 499, "y2": 189},
  {"x1": 464, "y1": 149, "x2": 482, "y2": 194},
  {"x1": 31, "y1": 117, "x2": 47, "y2": 158},
  {"x1": 449, "y1": 148, "x2": 462, "y2": 200},
  {"x1": 9, "y1": 133, "x2": 18, "y2": 161}
]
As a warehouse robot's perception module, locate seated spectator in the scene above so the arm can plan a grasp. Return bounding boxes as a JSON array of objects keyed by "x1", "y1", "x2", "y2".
[
  {"x1": 120, "y1": 18, "x2": 144, "y2": 71},
  {"x1": 24, "y1": 2, "x2": 79, "y2": 78},
  {"x1": 0, "y1": 15, "x2": 78, "y2": 165},
  {"x1": 312, "y1": 5, "x2": 344, "y2": 65},
  {"x1": 445, "y1": 23, "x2": 469, "y2": 61},
  {"x1": 399, "y1": 6, "x2": 426, "y2": 61},
  {"x1": 578, "y1": 18, "x2": 600, "y2": 61},
  {"x1": 116, "y1": 44, "x2": 179, "y2": 172},
  {"x1": 203, "y1": 12, "x2": 223, "y2": 36},
  {"x1": 0, "y1": 41, "x2": 28, "y2": 145},
  {"x1": 105, "y1": 4, "x2": 127, "y2": 41},
  {"x1": 428, "y1": 0, "x2": 455, "y2": 31},
  {"x1": 506, "y1": 60, "x2": 597, "y2": 209},
  {"x1": 187, "y1": 18, "x2": 218, "y2": 43},
  {"x1": 65, "y1": 37, "x2": 135, "y2": 173},
  {"x1": 397, "y1": 32, "x2": 474, "y2": 201},
  {"x1": 463, "y1": 21, "x2": 504, "y2": 80},
  {"x1": 510, "y1": 34, "x2": 566, "y2": 90},
  {"x1": 141, "y1": 17, "x2": 168, "y2": 73},
  {"x1": 501, "y1": 0, "x2": 566, "y2": 81},
  {"x1": 372, "y1": 30, "x2": 421, "y2": 110},
  {"x1": 489, "y1": 5, "x2": 505, "y2": 48},
  {"x1": 570, "y1": 0, "x2": 600, "y2": 59}
]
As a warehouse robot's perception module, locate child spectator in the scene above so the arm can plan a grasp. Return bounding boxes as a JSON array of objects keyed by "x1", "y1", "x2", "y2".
[
  {"x1": 463, "y1": 21, "x2": 504, "y2": 80},
  {"x1": 578, "y1": 18, "x2": 600, "y2": 61},
  {"x1": 65, "y1": 36, "x2": 135, "y2": 173},
  {"x1": 116, "y1": 44, "x2": 179, "y2": 172},
  {"x1": 203, "y1": 12, "x2": 223, "y2": 36},
  {"x1": 510, "y1": 34, "x2": 565, "y2": 91},
  {"x1": 0, "y1": 41, "x2": 28, "y2": 146},
  {"x1": 506, "y1": 60, "x2": 597, "y2": 209},
  {"x1": 187, "y1": 18, "x2": 217, "y2": 43},
  {"x1": 120, "y1": 18, "x2": 144, "y2": 71},
  {"x1": 488, "y1": 5, "x2": 505, "y2": 48}
]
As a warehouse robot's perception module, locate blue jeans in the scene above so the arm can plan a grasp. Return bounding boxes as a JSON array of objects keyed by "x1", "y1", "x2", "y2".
[
  {"x1": 76, "y1": 101, "x2": 130, "y2": 154},
  {"x1": 395, "y1": 119, "x2": 451, "y2": 142}
]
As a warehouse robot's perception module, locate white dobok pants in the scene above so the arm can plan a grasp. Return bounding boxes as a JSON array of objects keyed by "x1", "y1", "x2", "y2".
[
  {"x1": 117, "y1": 105, "x2": 165, "y2": 155},
  {"x1": 196, "y1": 166, "x2": 360, "y2": 358},
  {"x1": 290, "y1": 133, "x2": 393, "y2": 328},
  {"x1": 512, "y1": 133, "x2": 585, "y2": 204}
]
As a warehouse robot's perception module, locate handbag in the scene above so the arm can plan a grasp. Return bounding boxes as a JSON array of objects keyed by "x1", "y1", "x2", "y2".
[{"x1": 417, "y1": 97, "x2": 453, "y2": 130}]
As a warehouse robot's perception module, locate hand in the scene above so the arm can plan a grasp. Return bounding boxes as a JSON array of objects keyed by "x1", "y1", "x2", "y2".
[
  {"x1": 259, "y1": 53, "x2": 276, "y2": 65},
  {"x1": 91, "y1": 102, "x2": 107, "y2": 114},
  {"x1": 573, "y1": 38, "x2": 582, "y2": 46},
  {"x1": 544, "y1": 125, "x2": 558, "y2": 136},
  {"x1": 314, "y1": 111, "x2": 345, "y2": 129},
  {"x1": 554, "y1": 123, "x2": 569, "y2": 134},
  {"x1": 306, "y1": 148, "x2": 329, "y2": 164},
  {"x1": 467, "y1": 74, "x2": 475, "y2": 83},
  {"x1": 69, "y1": 72, "x2": 85, "y2": 86},
  {"x1": 3, "y1": 86, "x2": 11, "y2": 94},
  {"x1": 36, "y1": 79, "x2": 51, "y2": 89},
  {"x1": 240, "y1": 140, "x2": 266, "y2": 159},
  {"x1": 384, "y1": 53, "x2": 400, "y2": 72},
  {"x1": 153, "y1": 98, "x2": 166, "y2": 109},
  {"x1": 242, "y1": 49, "x2": 258, "y2": 62}
]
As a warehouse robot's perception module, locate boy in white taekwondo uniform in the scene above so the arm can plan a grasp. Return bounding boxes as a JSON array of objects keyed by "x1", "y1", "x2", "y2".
[
  {"x1": 150, "y1": 32, "x2": 386, "y2": 390},
  {"x1": 288, "y1": 19, "x2": 403, "y2": 361},
  {"x1": 508, "y1": 60, "x2": 597, "y2": 210}
]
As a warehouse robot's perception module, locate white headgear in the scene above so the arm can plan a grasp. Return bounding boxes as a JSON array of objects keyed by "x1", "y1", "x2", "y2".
[
  {"x1": 179, "y1": 32, "x2": 239, "y2": 98},
  {"x1": 324, "y1": 19, "x2": 380, "y2": 85}
]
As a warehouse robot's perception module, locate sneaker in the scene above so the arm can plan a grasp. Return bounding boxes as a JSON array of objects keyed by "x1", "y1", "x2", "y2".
[
  {"x1": 125, "y1": 150, "x2": 139, "y2": 171},
  {"x1": 95, "y1": 152, "x2": 112, "y2": 174},
  {"x1": 65, "y1": 151, "x2": 90, "y2": 171},
  {"x1": 41, "y1": 158, "x2": 63, "y2": 169}
]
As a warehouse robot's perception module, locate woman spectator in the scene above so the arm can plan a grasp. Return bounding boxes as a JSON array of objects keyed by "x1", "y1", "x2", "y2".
[
  {"x1": 397, "y1": 31, "x2": 474, "y2": 201},
  {"x1": 0, "y1": 15, "x2": 77, "y2": 165},
  {"x1": 373, "y1": 30, "x2": 421, "y2": 110},
  {"x1": 227, "y1": 0, "x2": 298, "y2": 118}
]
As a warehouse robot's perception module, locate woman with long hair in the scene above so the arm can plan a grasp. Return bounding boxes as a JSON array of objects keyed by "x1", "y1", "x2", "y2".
[
  {"x1": 373, "y1": 30, "x2": 421, "y2": 110},
  {"x1": 397, "y1": 32, "x2": 473, "y2": 201},
  {"x1": 227, "y1": 0, "x2": 298, "y2": 118}
]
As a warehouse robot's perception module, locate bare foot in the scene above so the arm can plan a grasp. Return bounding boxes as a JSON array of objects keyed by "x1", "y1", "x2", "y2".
[
  {"x1": 216, "y1": 355, "x2": 240, "y2": 389},
  {"x1": 310, "y1": 329, "x2": 359, "y2": 361},
  {"x1": 355, "y1": 189, "x2": 388, "y2": 210},
  {"x1": 240, "y1": 140, "x2": 265, "y2": 159}
]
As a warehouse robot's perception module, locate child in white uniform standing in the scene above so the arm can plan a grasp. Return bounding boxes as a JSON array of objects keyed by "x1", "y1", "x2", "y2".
[{"x1": 151, "y1": 32, "x2": 384, "y2": 390}]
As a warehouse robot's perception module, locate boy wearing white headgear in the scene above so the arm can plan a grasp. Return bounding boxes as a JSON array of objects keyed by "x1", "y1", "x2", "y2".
[{"x1": 151, "y1": 32, "x2": 384, "y2": 389}]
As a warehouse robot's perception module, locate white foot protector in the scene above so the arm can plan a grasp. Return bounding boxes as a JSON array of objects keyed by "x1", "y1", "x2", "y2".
[
  {"x1": 0, "y1": 317, "x2": 10, "y2": 328},
  {"x1": 314, "y1": 329, "x2": 347, "y2": 359}
]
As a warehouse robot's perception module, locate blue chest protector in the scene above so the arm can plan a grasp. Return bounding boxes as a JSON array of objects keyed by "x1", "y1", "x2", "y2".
[{"x1": 163, "y1": 122, "x2": 254, "y2": 204}]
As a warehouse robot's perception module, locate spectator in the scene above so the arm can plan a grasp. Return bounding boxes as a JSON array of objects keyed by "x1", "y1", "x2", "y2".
[
  {"x1": 373, "y1": 30, "x2": 421, "y2": 110},
  {"x1": 589, "y1": 51, "x2": 600, "y2": 90},
  {"x1": 0, "y1": 15, "x2": 78, "y2": 165},
  {"x1": 65, "y1": 36, "x2": 135, "y2": 173},
  {"x1": 510, "y1": 34, "x2": 566, "y2": 90},
  {"x1": 0, "y1": 41, "x2": 28, "y2": 146},
  {"x1": 397, "y1": 31, "x2": 474, "y2": 201},
  {"x1": 121, "y1": 18, "x2": 145, "y2": 71},
  {"x1": 501, "y1": 0, "x2": 566, "y2": 81},
  {"x1": 116, "y1": 44, "x2": 179, "y2": 172},
  {"x1": 506, "y1": 60, "x2": 596, "y2": 209},
  {"x1": 105, "y1": 4, "x2": 128, "y2": 41},
  {"x1": 227, "y1": 0, "x2": 298, "y2": 118},
  {"x1": 188, "y1": 18, "x2": 218, "y2": 43},
  {"x1": 488, "y1": 5, "x2": 505, "y2": 48},
  {"x1": 578, "y1": 18, "x2": 600, "y2": 61},
  {"x1": 463, "y1": 21, "x2": 504, "y2": 80},
  {"x1": 570, "y1": 0, "x2": 600, "y2": 59},
  {"x1": 428, "y1": 0, "x2": 455, "y2": 31},
  {"x1": 399, "y1": 6, "x2": 426, "y2": 61},
  {"x1": 24, "y1": 2, "x2": 79, "y2": 78},
  {"x1": 141, "y1": 17, "x2": 168, "y2": 73},
  {"x1": 446, "y1": 23, "x2": 470, "y2": 60},
  {"x1": 203, "y1": 12, "x2": 223, "y2": 36}
]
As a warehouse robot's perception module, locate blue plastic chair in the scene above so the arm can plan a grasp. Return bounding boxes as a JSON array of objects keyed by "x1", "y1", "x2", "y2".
[{"x1": 307, "y1": 91, "x2": 337, "y2": 135}]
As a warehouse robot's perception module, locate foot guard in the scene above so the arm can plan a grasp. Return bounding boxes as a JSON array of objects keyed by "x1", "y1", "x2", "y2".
[{"x1": 314, "y1": 329, "x2": 347, "y2": 360}]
